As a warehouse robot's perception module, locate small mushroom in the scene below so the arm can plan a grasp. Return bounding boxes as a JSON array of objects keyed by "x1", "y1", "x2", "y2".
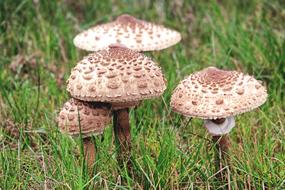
[
  {"x1": 73, "y1": 14, "x2": 181, "y2": 52},
  {"x1": 66, "y1": 45, "x2": 167, "y2": 168},
  {"x1": 57, "y1": 98, "x2": 111, "y2": 168},
  {"x1": 170, "y1": 67, "x2": 267, "y2": 179}
]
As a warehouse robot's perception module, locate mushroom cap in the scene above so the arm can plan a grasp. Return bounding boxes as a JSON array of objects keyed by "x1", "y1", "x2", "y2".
[
  {"x1": 73, "y1": 14, "x2": 181, "y2": 52},
  {"x1": 67, "y1": 45, "x2": 167, "y2": 103},
  {"x1": 57, "y1": 98, "x2": 111, "y2": 137},
  {"x1": 170, "y1": 67, "x2": 268, "y2": 119}
]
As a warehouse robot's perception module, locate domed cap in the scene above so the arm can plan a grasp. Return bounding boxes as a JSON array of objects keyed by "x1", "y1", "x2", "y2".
[
  {"x1": 73, "y1": 14, "x2": 181, "y2": 52},
  {"x1": 57, "y1": 98, "x2": 111, "y2": 137},
  {"x1": 67, "y1": 45, "x2": 167, "y2": 103},
  {"x1": 170, "y1": 67, "x2": 268, "y2": 119}
]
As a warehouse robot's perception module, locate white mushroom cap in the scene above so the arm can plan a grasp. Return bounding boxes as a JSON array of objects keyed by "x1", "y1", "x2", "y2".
[
  {"x1": 67, "y1": 45, "x2": 167, "y2": 103},
  {"x1": 73, "y1": 14, "x2": 181, "y2": 52},
  {"x1": 170, "y1": 67, "x2": 268, "y2": 119},
  {"x1": 57, "y1": 98, "x2": 111, "y2": 137}
]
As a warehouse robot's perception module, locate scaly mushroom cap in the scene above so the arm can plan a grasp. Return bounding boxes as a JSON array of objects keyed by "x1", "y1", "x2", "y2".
[
  {"x1": 171, "y1": 67, "x2": 268, "y2": 119},
  {"x1": 67, "y1": 45, "x2": 167, "y2": 103},
  {"x1": 73, "y1": 14, "x2": 181, "y2": 51},
  {"x1": 58, "y1": 98, "x2": 111, "y2": 137}
]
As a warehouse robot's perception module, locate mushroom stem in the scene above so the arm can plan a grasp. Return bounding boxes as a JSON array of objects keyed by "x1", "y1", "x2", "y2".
[
  {"x1": 211, "y1": 118, "x2": 232, "y2": 153},
  {"x1": 211, "y1": 118, "x2": 231, "y2": 181},
  {"x1": 212, "y1": 134, "x2": 231, "y2": 158},
  {"x1": 113, "y1": 108, "x2": 131, "y2": 166},
  {"x1": 212, "y1": 135, "x2": 230, "y2": 181},
  {"x1": 83, "y1": 137, "x2": 96, "y2": 169}
]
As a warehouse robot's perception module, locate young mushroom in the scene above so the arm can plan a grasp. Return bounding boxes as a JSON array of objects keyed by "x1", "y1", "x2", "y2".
[
  {"x1": 73, "y1": 14, "x2": 181, "y2": 52},
  {"x1": 170, "y1": 67, "x2": 267, "y2": 178},
  {"x1": 66, "y1": 45, "x2": 167, "y2": 166},
  {"x1": 57, "y1": 98, "x2": 111, "y2": 168}
]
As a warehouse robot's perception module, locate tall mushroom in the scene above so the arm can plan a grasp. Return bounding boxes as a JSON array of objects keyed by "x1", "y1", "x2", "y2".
[
  {"x1": 73, "y1": 14, "x2": 181, "y2": 52},
  {"x1": 66, "y1": 45, "x2": 167, "y2": 166},
  {"x1": 58, "y1": 98, "x2": 111, "y2": 168},
  {"x1": 170, "y1": 67, "x2": 267, "y2": 179}
]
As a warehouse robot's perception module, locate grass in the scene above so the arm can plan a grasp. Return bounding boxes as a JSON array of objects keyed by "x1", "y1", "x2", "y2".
[{"x1": 0, "y1": 0, "x2": 284, "y2": 189}]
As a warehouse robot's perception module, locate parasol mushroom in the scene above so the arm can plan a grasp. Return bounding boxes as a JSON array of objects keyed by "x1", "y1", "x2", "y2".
[
  {"x1": 170, "y1": 67, "x2": 267, "y2": 179},
  {"x1": 73, "y1": 14, "x2": 181, "y2": 52},
  {"x1": 57, "y1": 98, "x2": 111, "y2": 168}
]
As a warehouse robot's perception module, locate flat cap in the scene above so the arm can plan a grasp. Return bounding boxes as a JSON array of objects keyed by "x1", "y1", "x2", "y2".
[{"x1": 73, "y1": 14, "x2": 181, "y2": 51}]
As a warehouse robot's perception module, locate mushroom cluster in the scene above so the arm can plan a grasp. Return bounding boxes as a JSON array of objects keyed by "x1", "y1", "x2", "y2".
[
  {"x1": 57, "y1": 14, "x2": 180, "y2": 170},
  {"x1": 67, "y1": 45, "x2": 166, "y2": 160},
  {"x1": 57, "y1": 13, "x2": 269, "y2": 181},
  {"x1": 58, "y1": 44, "x2": 167, "y2": 169}
]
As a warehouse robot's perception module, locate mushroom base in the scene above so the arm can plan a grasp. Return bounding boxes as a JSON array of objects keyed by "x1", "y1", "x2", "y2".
[{"x1": 83, "y1": 137, "x2": 96, "y2": 169}]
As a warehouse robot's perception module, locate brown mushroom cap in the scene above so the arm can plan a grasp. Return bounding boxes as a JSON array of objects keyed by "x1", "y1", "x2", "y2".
[
  {"x1": 67, "y1": 45, "x2": 167, "y2": 103},
  {"x1": 57, "y1": 98, "x2": 111, "y2": 137},
  {"x1": 73, "y1": 14, "x2": 181, "y2": 52},
  {"x1": 170, "y1": 67, "x2": 268, "y2": 119}
]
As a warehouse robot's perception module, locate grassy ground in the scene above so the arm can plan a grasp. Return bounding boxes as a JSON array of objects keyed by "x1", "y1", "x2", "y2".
[{"x1": 0, "y1": 0, "x2": 284, "y2": 189}]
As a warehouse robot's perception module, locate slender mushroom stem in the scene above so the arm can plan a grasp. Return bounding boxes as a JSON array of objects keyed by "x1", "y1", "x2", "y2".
[
  {"x1": 211, "y1": 118, "x2": 231, "y2": 181},
  {"x1": 211, "y1": 118, "x2": 231, "y2": 154},
  {"x1": 113, "y1": 108, "x2": 132, "y2": 168},
  {"x1": 83, "y1": 137, "x2": 96, "y2": 169}
]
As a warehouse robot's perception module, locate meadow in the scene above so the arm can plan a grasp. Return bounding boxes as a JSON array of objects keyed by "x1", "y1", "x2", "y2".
[{"x1": 0, "y1": 0, "x2": 284, "y2": 189}]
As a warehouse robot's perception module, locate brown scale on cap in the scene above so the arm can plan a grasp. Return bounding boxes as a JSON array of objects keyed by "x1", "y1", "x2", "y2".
[
  {"x1": 170, "y1": 67, "x2": 268, "y2": 119},
  {"x1": 67, "y1": 46, "x2": 167, "y2": 103},
  {"x1": 57, "y1": 98, "x2": 111, "y2": 137},
  {"x1": 73, "y1": 14, "x2": 181, "y2": 52}
]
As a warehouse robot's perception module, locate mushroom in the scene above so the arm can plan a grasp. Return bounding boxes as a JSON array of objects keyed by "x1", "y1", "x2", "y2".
[
  {"x1": 170, "y1": 67, "x2": 267, "y2": 178},
  {"x1": 66, "y1": 45, "x2": 167, "y2": 166},
  {"x1": 57, "y1": 98, "x2": 111, "y2": 167},
  {"x1": 73, "y1": 14, "x2": 181, "y2": 52}
]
